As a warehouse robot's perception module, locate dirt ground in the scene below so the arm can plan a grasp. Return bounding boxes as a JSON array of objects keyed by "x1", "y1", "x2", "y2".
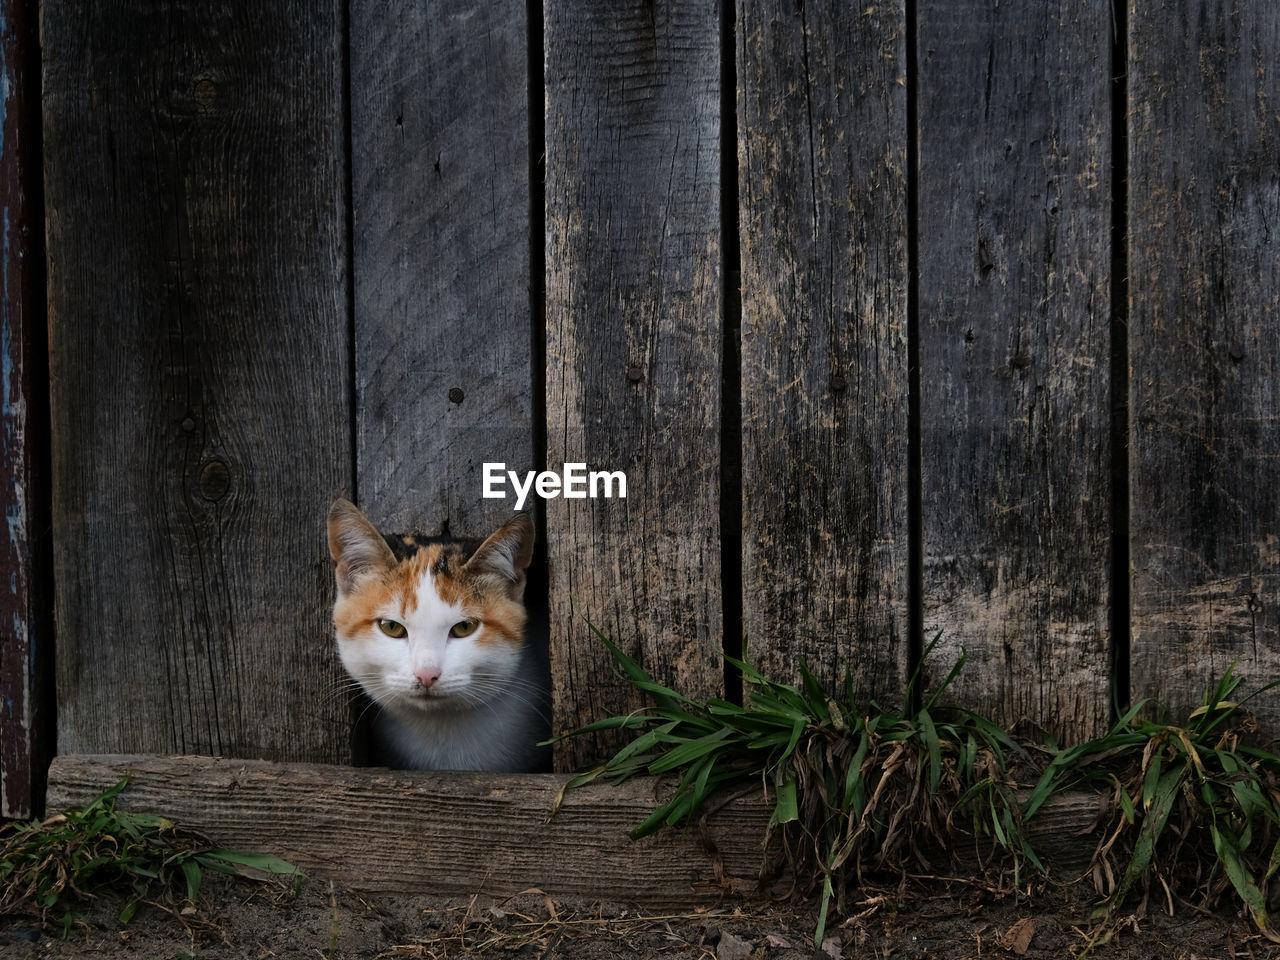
[{"x1": 0, "y1": 871, "x2": 1273, "y2": 960}]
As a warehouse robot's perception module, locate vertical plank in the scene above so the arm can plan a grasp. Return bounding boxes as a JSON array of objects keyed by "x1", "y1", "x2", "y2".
[
  {"x1": 545, "y1": 0, "x2": 722, "y2": 768},
  {"x1": 917, "y1": 1, "x2": 1113, "y2": 742},
  {"x1": 1129, "y1": 4, "x2": 1280, "y2": 726},
  {"x1": 1, "y1": 0, "x2": 49, "y2": 818},
  {"x1": 736, "y1": 1, "x2": 910, "y2": 697},
  {"x1": 350, "y1": 0, "x2": 532, "y2": 539},
  {"x1": 43, "y1": 1, "x2": 351, "y2": 762}
]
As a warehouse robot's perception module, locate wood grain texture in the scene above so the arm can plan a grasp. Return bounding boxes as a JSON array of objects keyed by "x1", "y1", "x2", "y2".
[
  {"x1": 46, "y1": 754, "x2": 1106, "y2": 893},
  {"x1": 350, "y1": 0, "x2": 532, "y2": 538},
  {"x1": 46, "y1": 755, "x2": 774, "y2": 906},
  {"x1": 0, "y1": 0, "x2": 49, "y2": 819},
  {"x1": 544, "y1": 0, "x2": 723, "y2": 769},
  {"x1": 1128, "y1": 4, "x2": 1280, "y2": 726},
  {"x1": 43, "y1": 1, "x2": 351, "y2": 762},
  {"x1": 917, "y1": 1, "x2": 1114, "y2": 742},
  {"x1": 736, "y1": 0, "x2": 910, "y2": 698}
]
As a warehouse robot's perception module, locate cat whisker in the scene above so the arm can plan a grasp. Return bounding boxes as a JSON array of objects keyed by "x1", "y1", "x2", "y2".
[
  {"x1": 465, "y1": 674, "x2": 550, "y2": 703},
  {"x1": 454, "y1": 681, "x2": 552, "y2": 726},
  {"x1": 351, "y1": 698, "x2": 382, "y2": 731}
]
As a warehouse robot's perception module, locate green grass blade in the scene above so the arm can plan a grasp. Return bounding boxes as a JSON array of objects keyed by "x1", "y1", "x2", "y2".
[
  {"x1": 1266, "y1": 835, "x2": 1280, "y2": 883},
  {"x1": 780, "y1": 716, "x2": 808, "y2": 764},
  {"x1": 195, "y1": 850, "x2": 304, "y2": 878},
  {"x1": 180, "y1": 857, "x2": 202, "y2": 904},
  {"x1": 798, "y1": 661, "x2": 830, "y2": 722},
  {"x1": 813, "y1": 872, "x2": 834, "y2": 952},
  {"x1": 1210, "y1": 818, "x2": 1271, "y2": 934},
  {"x1": 1112, "y1": 766, "x2": 1183, "y2": 907},
  {"x1": 747, "y1": 730, "x2": 794, "y2": 750},
  {"x1": 843, "y1": 730, "x2": 870, "y2": 813},
  {"x1": 629, "y1": 799, "x2": 684, "y2": 839},
  {"x1": 81, "y1": 778, "x2": 131, "y2": 815},
  {"x1": 545, "y1": 711, "x2": 657, "y2": 742},
  {"x1": 647, "y1": 727, "x2": 735, "y2": 774},
  {"x1": 721, "y1": 652, "x2": 774, "y2": 689},
  {"x1": 918, "y1": 708, "x2": 942, "y2": 792},
  {"x1": 903, "y1": 631, "x2": 945, "y2": 709},
  {"x1": 922, "y1": 647, "x2": 968, "y2": 714},
  {"x1": 772, "y1": 776, "x2": 799, "y2": 825}
]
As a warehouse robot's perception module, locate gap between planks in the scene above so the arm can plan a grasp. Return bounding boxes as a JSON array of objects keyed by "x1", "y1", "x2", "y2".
[{"x1": 47, "y1": 754, "x2": 1104, "y2": 907}]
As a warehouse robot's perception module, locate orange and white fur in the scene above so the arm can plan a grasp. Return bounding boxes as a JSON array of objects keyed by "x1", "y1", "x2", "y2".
[{"x1": 327, "y1": 499, "x2": 545, "y2": 772}]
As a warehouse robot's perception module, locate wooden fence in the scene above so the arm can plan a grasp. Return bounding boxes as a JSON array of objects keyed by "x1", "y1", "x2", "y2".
[{"x1": 3, "y1": 0, "x2": 1276, "y2": 816}]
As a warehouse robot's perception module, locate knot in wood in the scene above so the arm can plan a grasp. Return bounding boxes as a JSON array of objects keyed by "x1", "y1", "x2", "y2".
[
  {"x1": 193, "y1": 79, "x2": 218, "y2": 107},
  {"x1": 625, "y1": 365, "x2": 644, "y2": 383},
  {"x1": 198, "y1": 459, "x2": 231, "y2": 502}
]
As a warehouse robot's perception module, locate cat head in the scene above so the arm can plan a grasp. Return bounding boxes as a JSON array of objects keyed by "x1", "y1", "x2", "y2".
[{"x1": 327, "y1": 498, "x2": 534, "y2": 716}]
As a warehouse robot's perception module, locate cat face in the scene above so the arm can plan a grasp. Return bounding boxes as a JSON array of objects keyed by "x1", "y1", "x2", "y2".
[{"x1": 327, "y1": 499, "x2": 534, "y2": 717}]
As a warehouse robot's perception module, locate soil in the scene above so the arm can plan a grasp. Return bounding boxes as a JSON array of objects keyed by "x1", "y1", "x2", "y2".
[{"x1": 0, "y1": 872, "x2": 1272, "y2": 960}]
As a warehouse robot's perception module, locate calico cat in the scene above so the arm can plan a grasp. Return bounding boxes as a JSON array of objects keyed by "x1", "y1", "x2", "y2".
[{"x1": 327, "y1": 498, "x2": 547, "y2": 772}]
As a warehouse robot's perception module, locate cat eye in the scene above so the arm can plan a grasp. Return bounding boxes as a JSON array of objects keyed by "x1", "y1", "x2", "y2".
[
  {"x1": 377, "y1": 618, "x2": 408, "y2": 639},
  {"x1": 449, "y1": 619, "x2": 479, "y2": 639}
]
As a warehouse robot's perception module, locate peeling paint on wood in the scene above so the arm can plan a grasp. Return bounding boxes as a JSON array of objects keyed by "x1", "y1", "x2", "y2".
[{"x1": 0, "y1": 0, "x2": 48, "y2": 819}]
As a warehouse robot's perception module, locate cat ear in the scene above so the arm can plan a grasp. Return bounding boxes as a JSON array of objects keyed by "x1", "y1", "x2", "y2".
[
  {"x1": 327, "y1": 498, "x2": 395, "y2": 597},
  {"x1": 465, "y1": 513, "x2": 535, "y2": 599}
]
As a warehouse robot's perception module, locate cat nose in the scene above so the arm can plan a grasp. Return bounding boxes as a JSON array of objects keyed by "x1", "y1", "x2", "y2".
[{"x1": 414, "y1": 667, "x2": 441, "y2": 689}]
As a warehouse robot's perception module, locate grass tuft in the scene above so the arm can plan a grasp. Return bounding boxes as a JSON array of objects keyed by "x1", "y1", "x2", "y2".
[
  {"x1": 554, "y1": 625, "x2": 1280, "y2": 948},
  {"x1": 1071, "y1": 669, "x2": 1280, "y2": 946},
  {"x1": 0, "y1": 778, "x2": 303, "y2": 934},
  {"x1": 554, "y1": 630, "x2": 1042, "y2": 947}
]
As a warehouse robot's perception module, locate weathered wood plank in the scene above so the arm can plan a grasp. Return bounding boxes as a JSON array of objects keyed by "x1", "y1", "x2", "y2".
[
  {"x1": 42, "y1": 1, "x2": 351, "y2": 762},
  {"x1": 544, "y1": 1, "x2": 723, "y2": 768},
  {"x1": 46, "y1": 755, "x2": 773, "y2": 906},
  {"x1": 1128, "y1": 4, "x2": 1280, "y2": 725},
  {"x1": 917, "y1": 1, "x2": 1114, "y2": 742},
  {"x1": 736, "y1": 0, "x2": 910, "y2": 698},
  {"x1": 0, "y1": 0, "x2": 50, "y2": 819},
  {"x1": 46, "y1": 754, "x2": 1104, "y2": 896},
  {"x1": 350, "y1": 0, "x2": 532, "y2": 538}
]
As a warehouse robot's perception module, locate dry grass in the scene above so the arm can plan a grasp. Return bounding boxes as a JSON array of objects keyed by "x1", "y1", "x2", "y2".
[{"x1": 374, "y1": 890, "x2": 805, "y2": 959}]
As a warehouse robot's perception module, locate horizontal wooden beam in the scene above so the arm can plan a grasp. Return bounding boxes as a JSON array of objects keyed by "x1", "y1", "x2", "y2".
[
  {"x1": 47, "y1": 755, "x2": 775, "y2": 906},
  {"x1": 46, "y1": 755, "x2": 1102, "y2": 906}
]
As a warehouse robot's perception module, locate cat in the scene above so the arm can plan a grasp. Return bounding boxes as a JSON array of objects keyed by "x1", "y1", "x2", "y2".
[{"x1": 327, "y1": 498, "x2": 548, "y2": 772}]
